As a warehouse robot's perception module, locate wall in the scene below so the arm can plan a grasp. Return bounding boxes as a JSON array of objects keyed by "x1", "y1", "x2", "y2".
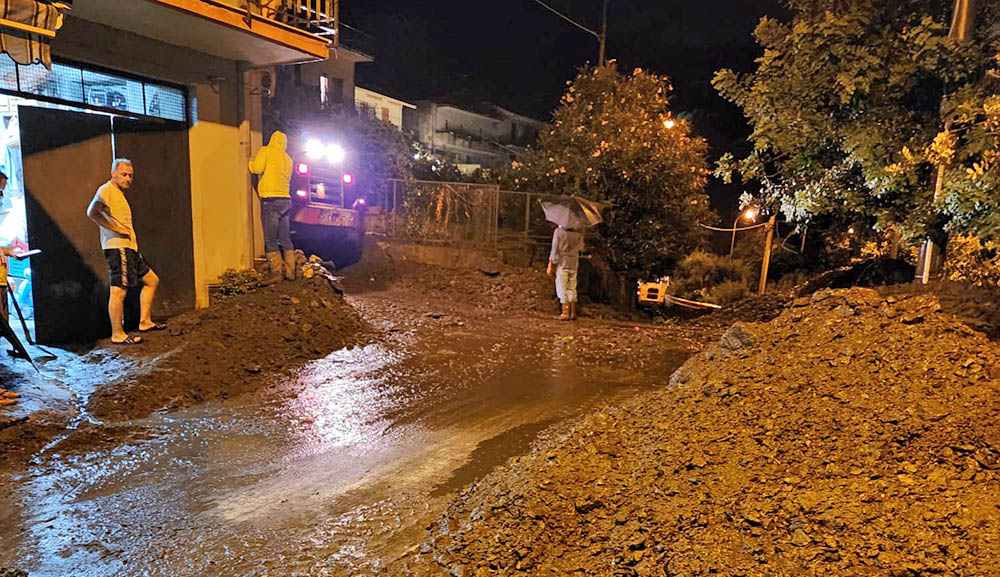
[
  {"x1": 297, "y1": 49, "x2": 368, "y2": 105},
  {"x1": 52, "y1": 16, "x2": 261, "y2": 309},
  {"x1": 354, "y1": 87, "x2": 413, "y2": 130},
  {"x1": 189, "y1": 113, "x2": 251, "y2": 308},
  {"x1": 415, "y1": 103, "x2": 516, "y2": 168}
]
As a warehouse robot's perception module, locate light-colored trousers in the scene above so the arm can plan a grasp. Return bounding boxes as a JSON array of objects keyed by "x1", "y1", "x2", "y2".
[{"x1": 555, "y1": 266, "x2": 578, "y2": 304}]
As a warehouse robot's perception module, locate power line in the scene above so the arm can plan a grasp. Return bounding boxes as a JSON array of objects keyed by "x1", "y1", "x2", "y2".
[{"x1": 528, "y1": 0, "x2": 599, "y2": 38}]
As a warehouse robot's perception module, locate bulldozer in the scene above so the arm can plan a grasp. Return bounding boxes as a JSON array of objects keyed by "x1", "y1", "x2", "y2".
[{"x1": 636, "y1": 277, "x2": 722, "y2": 311}]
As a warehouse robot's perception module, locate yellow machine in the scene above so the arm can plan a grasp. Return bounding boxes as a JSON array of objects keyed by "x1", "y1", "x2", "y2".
[
  {"x1": 637, "y1": 277, "x2": 671, "y2": 304},
  {"x1": 637, "y1": 277, "x2": 722, "y2": 311}
]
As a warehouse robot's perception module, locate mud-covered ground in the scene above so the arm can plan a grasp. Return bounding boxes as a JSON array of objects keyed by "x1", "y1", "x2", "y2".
[
  {"x1": 86, "y1": 277, "x2": 370, "y2": 422},
  {"x1": 3, "y1": 250, "x2": 997, "y2": 577},
  {"x1": 0, "y1": 258, "x2": 710, "y2": 577},
  {"x1": 0, "y1": 277, "x2": 368, "y2": 469},
  {"x1": 403, "y1": 288, "x2": 1000, "y2": 577}
]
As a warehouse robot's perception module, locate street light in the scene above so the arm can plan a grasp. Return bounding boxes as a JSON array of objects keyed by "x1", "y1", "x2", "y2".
[
  {"x1": 663, "y1": 119, "x2": 676, "y2": 129},
  {"x1": 730, "y1": 207, "x2": 758, "y2": 259}
]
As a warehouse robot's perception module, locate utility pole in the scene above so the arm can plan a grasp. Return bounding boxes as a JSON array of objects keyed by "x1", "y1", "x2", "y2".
[
  {"x1": 920, "y1": 0, "x2": 977, "y2": 283},
  {"x1": 598, "y1": 0, "x2": 609, "y2": 66},
  {"x1": 758, "y1": 215, "x2": 776, "y2": 296}
]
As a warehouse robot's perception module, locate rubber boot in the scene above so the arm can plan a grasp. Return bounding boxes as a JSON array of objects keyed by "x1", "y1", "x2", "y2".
[
  {"x1": 263, "y1": 252, "x2": 283, "y2": 285},
  {"x1": 558, "y1": 303, "x2": 570, "y2": 321},
  {"x1": 569, "y1": 302, "x2": 577, "y2": 321},
  {"x1": 283, "y1": 250, "x2": 297, "y2": 281}
]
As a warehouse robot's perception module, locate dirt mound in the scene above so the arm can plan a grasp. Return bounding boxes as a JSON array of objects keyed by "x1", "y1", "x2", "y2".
[
  {"x1": 340, "y1": 237, "x2": 400, "y2": 293},
  {"x1": 86, "y1": 278, "x2": 369, "y2": 421},
  {"x1": 393, "y1": 263, "x2": 556, "y2": 314},
  {"x1": 404, "y1": 288, "x2": 1000, "y2": 576}
]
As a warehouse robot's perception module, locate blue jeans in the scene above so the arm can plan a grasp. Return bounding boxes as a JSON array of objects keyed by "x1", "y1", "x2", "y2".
[{"x1": 261, "y1": 197, "x2": 293, "y2": 253}]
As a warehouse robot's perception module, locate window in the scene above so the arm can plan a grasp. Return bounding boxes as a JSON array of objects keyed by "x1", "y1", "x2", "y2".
[
  {"x1": 19, "y1": 62, "x2": 84, "y2": 102},
  {"x1": 330, "y1": 78, "x2": 344, "y2": 102},
  {"x1": 381, "y1": 107, "x2": 389, "y2": 122},
  {"x1": 0, "y1": 54, "x2": 187, "y2": 122},
  {"x1": 82, "y1": 69, "x2": 144, "y2": 114},
  {"x1": 319, "y1": 74, "x2": 329, "y2": 106},
  {"x1": 144, "y1": 85, "x2": 186, "y2": 121}
]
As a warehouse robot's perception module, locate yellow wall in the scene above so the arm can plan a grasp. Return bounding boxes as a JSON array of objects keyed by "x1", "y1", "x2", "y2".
[{"x1": 189, "y1": 119, "x2": 253, "y2": 308}]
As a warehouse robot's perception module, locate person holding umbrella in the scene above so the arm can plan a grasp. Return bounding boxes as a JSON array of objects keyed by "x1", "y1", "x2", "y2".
[{"x1": 540, "y1": 196, "x2": 605, "y2": 321}]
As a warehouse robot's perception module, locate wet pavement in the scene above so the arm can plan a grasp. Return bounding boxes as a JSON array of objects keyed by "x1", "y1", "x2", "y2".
[{"x1": 0, "y1": 295, "x2": 693, "y2": 576}]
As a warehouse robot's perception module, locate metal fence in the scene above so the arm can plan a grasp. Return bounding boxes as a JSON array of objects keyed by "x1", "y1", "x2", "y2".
[
  {"x1": 373, "y1": 180, "x2": 500, "y2": 247},
  {"x1": 498, "y1": 190, "x2": 570, "y2": 245},
  {"x1": 369, "y1": 182, "x2": 576, "y2": 250}
]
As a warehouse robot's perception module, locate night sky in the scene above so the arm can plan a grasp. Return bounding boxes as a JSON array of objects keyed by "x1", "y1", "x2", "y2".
[{"x1": 341, "y1": 0, "x2": 788, "y2": 210}]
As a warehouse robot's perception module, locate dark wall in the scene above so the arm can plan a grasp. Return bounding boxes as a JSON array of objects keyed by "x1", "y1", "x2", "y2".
[
  {"x1": 20, "y1": 106, "x2": 114, "y2": 344},
  {"x1": 113, "y1": 118, "x2": 195, "y2": 318},
  {"x1": 20, "y1": 107, "x2": 195, "y2": 344}
]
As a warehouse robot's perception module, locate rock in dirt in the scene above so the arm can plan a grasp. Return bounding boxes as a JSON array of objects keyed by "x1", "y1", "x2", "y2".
[{"x1": 403, "y1": 287, "x2": 1000, "y2": 576}]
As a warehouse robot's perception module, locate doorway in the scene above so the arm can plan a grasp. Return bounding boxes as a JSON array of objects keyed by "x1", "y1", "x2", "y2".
[{"x1": 10, "y1": 105, "x2": 193, "y2": 345}]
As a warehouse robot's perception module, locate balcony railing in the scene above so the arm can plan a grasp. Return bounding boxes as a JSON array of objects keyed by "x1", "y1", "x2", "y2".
[{"x1": 234, "y1": 0, "x2": 338, "y2": 40}]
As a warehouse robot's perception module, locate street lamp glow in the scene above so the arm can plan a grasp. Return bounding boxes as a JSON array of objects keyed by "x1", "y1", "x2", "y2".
[
  {"x1": 731, "y1": 207, "x2": 759, "y2": 259},
  {"x1": 305, "y1": 139, "x2": 325, "y2": 160},
  {"x1": 663, "y1": 119, "x2": 676, "y2": 129},
  {"x1": 848, "y1": 226, "x2": 856, "y2": 235},
  {"x1": 326, "y1": 143, "x2": 345, "y2": 164}
]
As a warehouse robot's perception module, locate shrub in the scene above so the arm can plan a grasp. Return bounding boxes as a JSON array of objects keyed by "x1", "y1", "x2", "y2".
[
  {"x1": 704, "y1": 279, "x2": 750, "y2": 305},
  {"x1": 671, "y1": 250, "x2": 751, "y2": 302},
  {"x1": 943, "y1": 235, "x2": 1000, "y2": 287}
]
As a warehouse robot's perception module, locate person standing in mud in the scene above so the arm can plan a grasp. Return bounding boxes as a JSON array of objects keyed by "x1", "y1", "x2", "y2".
[
  {"x1": 86, "y1": 159, "x2": 166, "y2": 346},
  {"x1": 547, "y1": 225, "x2": 584, "y2": 321},
  {"x1": 249, "y1": 130, "x2": 295, "y2": 284}
]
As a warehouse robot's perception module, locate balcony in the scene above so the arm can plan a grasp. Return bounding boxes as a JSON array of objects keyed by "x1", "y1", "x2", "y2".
[
  {"x1": 230, "y1": 0, "x2": 337, "y2": 38},
  {"x1": 68, "y1": 0, "x2": 335, "y2": 65}
]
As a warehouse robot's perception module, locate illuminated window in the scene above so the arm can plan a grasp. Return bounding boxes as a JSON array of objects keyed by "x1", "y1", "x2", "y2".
[{"x1": 319, "y1": 74, "x2": 329, "y2": 106}]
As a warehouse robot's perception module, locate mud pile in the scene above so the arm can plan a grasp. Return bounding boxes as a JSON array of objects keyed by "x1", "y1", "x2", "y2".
[
  {"x1": 405, "y1": 288, "x2": 1000, "y2": 576},
  {"x1": 395, "y1": 263, "x2": 555, "y2": 313},
  {"x1": 87, "y1": 278, "x2": 369, "y2": 421}
]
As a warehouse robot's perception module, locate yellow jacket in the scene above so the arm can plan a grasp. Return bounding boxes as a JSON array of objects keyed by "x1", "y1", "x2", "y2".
[{"x1": 249, "y1": 130, "x2": 293, "y2": 198}]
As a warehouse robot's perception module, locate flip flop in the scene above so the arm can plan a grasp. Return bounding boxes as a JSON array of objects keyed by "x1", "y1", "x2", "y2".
[
  {"x1": 139, "y1": 322, "x2": 168, "y2": 333},
  {"x1": 111, "y1": 335, "x2": 143, "y2": 346}
]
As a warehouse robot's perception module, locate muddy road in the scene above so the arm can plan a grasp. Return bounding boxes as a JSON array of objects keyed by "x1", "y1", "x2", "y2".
[{"x1": 0, "y1": 277, "x2": 701, "y2": 576}]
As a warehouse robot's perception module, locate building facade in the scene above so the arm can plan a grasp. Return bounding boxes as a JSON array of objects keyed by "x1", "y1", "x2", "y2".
[
  {"x1": 0, "y1": 0, "x2": 338, "y2": 343},
  {"x1": 415, "y1": 101, "x2": 541, "y2": 171},
  {"x1": 354, "y1": 86, "x2": 415, "y2": 133}
]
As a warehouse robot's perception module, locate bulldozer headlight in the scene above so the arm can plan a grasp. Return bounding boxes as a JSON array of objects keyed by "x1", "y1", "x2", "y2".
[
  {"x1": 305, "y1": 139, "x2": 325, "y2": 160},
  {"x1": 327, "y1": 144, "x2": 345, "y2": 164}
]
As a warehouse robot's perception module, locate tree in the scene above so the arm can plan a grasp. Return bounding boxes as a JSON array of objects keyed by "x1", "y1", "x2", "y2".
[
  {"x1": 713, "y1": 0, "x2": 999, "y2": 242},
  {"x1": 506, "y1": 63, "x2": 715, "y2": 277}
]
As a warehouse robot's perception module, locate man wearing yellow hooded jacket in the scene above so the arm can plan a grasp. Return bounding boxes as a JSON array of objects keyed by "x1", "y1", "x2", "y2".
[{"x1": 249, "y1": 130, "x2": 295, "y2": 282}]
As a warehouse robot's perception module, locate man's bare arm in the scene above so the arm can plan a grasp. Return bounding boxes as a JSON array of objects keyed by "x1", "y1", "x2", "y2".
[{"x1": 86, "y1": 197, "x2": 130, "y2": 236}]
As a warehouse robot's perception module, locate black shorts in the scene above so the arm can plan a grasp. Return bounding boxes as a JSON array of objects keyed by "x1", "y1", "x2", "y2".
[{"x1": 104, "y1": 248, "x2": 151, "y2": 288}]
